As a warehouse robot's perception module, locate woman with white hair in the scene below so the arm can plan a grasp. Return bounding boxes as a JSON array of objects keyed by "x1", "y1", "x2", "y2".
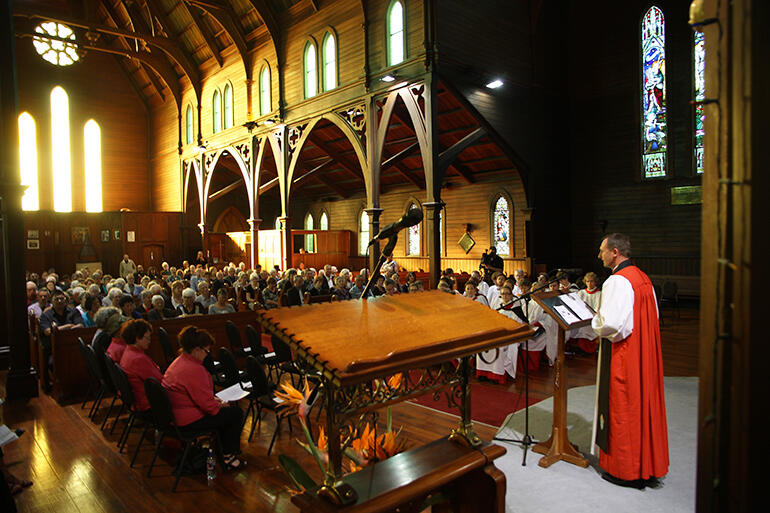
[
  {"x1": 177, "y1": 288, "x2": 206, "y2": 316},
  {"x1": 195, "y1": 280, "x2": 216, "y2": 311},
  {"x1": 148, "y1": 295, "x2": 173, "y2": 321}
]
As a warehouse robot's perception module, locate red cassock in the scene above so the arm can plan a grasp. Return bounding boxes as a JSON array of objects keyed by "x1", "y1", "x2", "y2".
[{"x1": 600, "y1": 265, "x2": 669, "y2": 481}]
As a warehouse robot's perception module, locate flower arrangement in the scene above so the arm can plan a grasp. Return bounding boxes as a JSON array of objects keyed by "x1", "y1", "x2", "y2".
[{"x1": 275, "y1": 374, "x2": 407, "y2": 492}]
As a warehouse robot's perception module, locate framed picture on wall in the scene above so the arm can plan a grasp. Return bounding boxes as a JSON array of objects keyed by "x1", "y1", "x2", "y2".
[
  {"x1": 27, "y1": 239, "x2": 40, "y2": 250},
  {"x1": 27, "y1": 230, "x2": 39, "y2": 239},
  {"x1": 71, "y1": 227, "x2": 89, "y2": 245},
  {"x1": 114, "y1": 230, "x2": 121, "y2": 240},
  {"x1": 101, "y1": 230, "x2": 110, "y2": 242},
  {"x1": 127, "y1": 231, "x2": 135, "y2": 242}
]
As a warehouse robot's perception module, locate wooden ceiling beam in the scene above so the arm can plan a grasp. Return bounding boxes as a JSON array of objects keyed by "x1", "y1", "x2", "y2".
[
  {"x1": 448, "y1": 161, "x2": 475, "y2": 185},
  {"x1": 258, "y1": 176, "x2": 278, "y2": 194},
  {"x1": 208, "y1": 178, "x2": 244, "y2": 201},
  {"x1": 144, "y1": 0, "x2": 174, "y2": 38},
  {"x1": 313, "y1": 174, "x2": 349, "y2": 198},
  {"x1": 181, "y1": 2, "x2": 223, "y2": 67},
  {"x1": 437, "y1": 127, "x2": 486, "y2": 172},
  {"x1": 308, "y1": 0, "x2": 320, "y2": 13},
  {"x1": 186, "y1": 0, "x2": 251, "y2": 79},
  {"x1": 381, "y1": 142, "x2": 420, "y2": 172},
  {"x1": 292, "y1": 158, "x2": 335, "y2": 186},
  {"x1": 393, "y1": 162, "x2": 425, "y2": 189},
  {"x1": 306, "y1": 134, "x2": 365, "y2": 183}
]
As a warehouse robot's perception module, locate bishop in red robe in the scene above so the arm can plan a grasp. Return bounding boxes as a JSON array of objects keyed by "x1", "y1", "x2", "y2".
[{"x1": 592, "y1": 234, "x2": 669, "y2": 485}]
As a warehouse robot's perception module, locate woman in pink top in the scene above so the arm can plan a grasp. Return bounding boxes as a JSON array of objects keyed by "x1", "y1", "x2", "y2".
[
  {"x1": 162, "y1": 326, "x2": 245, "y2": 469},
  {"x1": 119, "y1": 319, "x2": 162, "y2": 412}
]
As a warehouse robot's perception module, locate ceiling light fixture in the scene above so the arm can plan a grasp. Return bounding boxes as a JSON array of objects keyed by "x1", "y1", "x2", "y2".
[
  {"x1": 486, "y1": 79, "x2": 504, "y2": 89},
  {"x1": 381, "y1": 74, "x2": 397, "y2": 83},
  {"x1": 263, "y1": 118, "x2": 277, "y2": 125}
]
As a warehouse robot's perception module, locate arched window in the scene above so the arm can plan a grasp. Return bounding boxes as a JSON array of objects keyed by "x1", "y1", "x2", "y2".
[
  {"x1": 259, "y1": 66, "x2": 271, "y2": 116},
  {"x1": 322, "y1": 32, "x2": 337, "y2": 92},
  {"x1": 212, "y1": 89, "x2": 222, "y2": 133},
  {"x1": 223, "y1": 83, "x2": 233, "y2": 129},
  {"x1": 439, "y1": 208, "x2": 444, "y2": 256},
  {"x1": 275, "y1": 217, "x2": 281, "y2": 230},
  {"x1": 304, "y1": 212, "x2": 315, "y2": 253},
  {"x1": 304, "y1": 42, "x2": 317, "y2": 99},
  {"x1": 694, "y1": 30, "x2": 705, "y2": 174},
  {"x1": 387, "y1": 1, "x2": 405, "y2": 66},
  {"x1": 359, "y1": 210, "x2": 369, "y2": 255},
  {"x1": 492, "y1": 196, "x2": 510, "y2": 256},
  {"x1": 185, "y1": 104, "x2": 193, "y2": 145},
  {"x1": 641, "y1": 6, "x2": 667, "y2": 178},
  {"x1": 319, "y1": 211, "x2": 329, "y2": 230},
  {"x1": 51, "y1": 86, "x2": 71, "y2": 212},
  {"x1": 84, "y1": 120, "x2": 102, "y2": 213},
  {"x1": 407, "y1": 203, "x2": 420, "y2": 256},
  {"x1": 18, "y1": 113, "x2": 39, "y2": 211}
]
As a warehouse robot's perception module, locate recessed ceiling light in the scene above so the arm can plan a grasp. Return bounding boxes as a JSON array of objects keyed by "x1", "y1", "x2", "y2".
[
  {"x1": 381, "y1": 74, "x2": 396, "y2": 83},
  {"x1": 486, "y1": 79, "x2": 504, "y2": 89}
]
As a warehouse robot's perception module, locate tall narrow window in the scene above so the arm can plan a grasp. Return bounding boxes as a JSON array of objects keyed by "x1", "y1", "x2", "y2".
[
  {"x1": 694, "y1": 31, "x2": 705, "y2": 174},
  {"x1": 275, "y1": 217, "x2": 281, "y2": 230},
  {"x1": 359, "y1": 210, "x2": 369, "y2": 255},
  {"x1": 407, "y1": 203, "x2": 420, "y2": 256},
  {"x1": 84, "y1": 120, "x2": 102, "y2": 212},
  {"x1": 223, "y1": 83, "x2": 233, "y2": 129},
  {"x1": 51, "y1": 86, "x2": 71, "y2": 212},
  {"x1": 493, "y1": 196, "x2": 510, "y2": 256},
  {"x1": 641, "y1": 6, "x2": 667, "y2": 178},
  {"x1": 18, "y1": 113, "x2": 39, "y2": 211},
  {"x1": 322, "y1": 32, "x2": 337, "y2": 92},
  {"x1": 185, "y1": 104, "x2": 193, "y2": 145},
  {"x1": 212, "y1": 89, "x2": 222, "y2": 133},
  {"x1": 387, "y1": 1, "x2": 405, "y2": 66},
  {"x1": 439, "y1": 208, "x2": 444, "y2": 256},
  {"x1": 304, "y1": 212, "x2": 315, "y2": 253},
  {"x1": 259, "y1": 66, "x2": 271, "y2": 116},
  {"x1": 304, "y1": 42, "x2": 317, "y2": 99},
  {"x1": 319, "y1": 211, "x2": 329, "y2": 230}
]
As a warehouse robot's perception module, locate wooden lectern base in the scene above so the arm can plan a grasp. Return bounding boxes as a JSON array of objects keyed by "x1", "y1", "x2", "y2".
[{"x1": 291, "y1": 437, "x2": 507, "y2": 513}]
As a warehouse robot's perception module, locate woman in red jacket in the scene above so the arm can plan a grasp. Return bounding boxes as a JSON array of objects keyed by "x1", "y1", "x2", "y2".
[
  {"x1": 162, "y1": 326, "x2": 245, "y2": 469},
  {"x1": 119, "y1": 319, "x2": 162, "y2": 412}
]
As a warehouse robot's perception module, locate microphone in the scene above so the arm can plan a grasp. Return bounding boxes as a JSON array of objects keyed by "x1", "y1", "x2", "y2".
[
  {"x1": 367, "y1": 208, "x2": 424, "y2": 246},
  {"x1": 551, "y1": 268, "x2": 583, "y2": 276}
]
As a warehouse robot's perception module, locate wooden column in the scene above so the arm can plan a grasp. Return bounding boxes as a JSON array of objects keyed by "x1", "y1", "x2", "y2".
[
  {"x1": 423, "y1": 72, "x2": 442, "y2": 288},
  {"x1": 279, "y1": 217, "x2": 292, "y2": 271},
  {"x1": 198, "y1": 223, "x2": 211, "y2": 262},
  {"x1": 365, "y1": 207, "x2": 383, "y2": 271},
  {"x1": 424, "y1": 201, "x2": 443, "y2": 287},
  {"x1": 1, "y1": 2, "x2": 38, "y2": 399},
  {"x1": 248, "y1": 217, "x2": 261, "y2": 270}
]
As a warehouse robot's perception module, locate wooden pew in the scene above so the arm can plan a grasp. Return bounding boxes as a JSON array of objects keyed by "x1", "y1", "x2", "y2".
[{"x1": 47, "y1": 310, "x2": 263, "y2": 405}]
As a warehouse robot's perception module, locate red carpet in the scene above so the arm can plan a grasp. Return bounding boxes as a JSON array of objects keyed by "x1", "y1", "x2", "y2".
[{"x1": 409, "y1": 382, "x2": 540, "y2": 427}]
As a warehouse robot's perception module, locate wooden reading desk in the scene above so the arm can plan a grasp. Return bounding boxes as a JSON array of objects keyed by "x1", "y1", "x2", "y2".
[{"x1": 256, "y1": 290, "x2": 533, "y2": 511}]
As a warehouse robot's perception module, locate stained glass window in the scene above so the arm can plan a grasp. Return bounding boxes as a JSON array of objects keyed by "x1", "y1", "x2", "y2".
[
  {"x1": 304, "y1": 42, "x2": 317, "y2": 99},
  {"x1": 51, "y1": 86, "x2": 72, "y2": 212},
  {"x1": 185, "y1": 105, "x2": 193, "y2": 145},
  {"x1": 694, "y1": 31, "x2": 705, "y2": 174},
  {"x1": 84, "y1": 120, "x2": 102, "y2": 213},
  {"x1": 641, "y1": 6, "x2": 667, "y2": 178},
  {"x1": 387, "y1": 1, "x2": 405, "y2": 66},
  {"x1": 212, "y1": 90, "x2": 221, "y2": 133},
  {"x1": 359, "y1": 210, "x2": 369, "y2": 255},
  {"x1": 320, "y1": 212, "x2": 329, "y2": 230},
  {"x1": 223, "y1": 83, "x2": 233, "y2": 129},
  {"x1": 18, "y1": 113, "x2": 39, "y2": 211},
  {"x1": 33, "y1": 22, "x2": 79, "y2": 66},
  {"x1": 493, "y1": 196, "x2": 510, "y2": 256},
  {"x1": 407, "y1": 204, "x2": 420, "y2": 255},
  {"x1": 322, "y1": 33, "x2": 336, "y2": 92},
  {"x1": 260, "y1": 66, "x2": 270, "y2": 116}
]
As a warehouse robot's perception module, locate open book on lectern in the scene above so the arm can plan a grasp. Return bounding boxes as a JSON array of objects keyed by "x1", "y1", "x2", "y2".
[{"x1": 536, "y1": 291, "x2": 596, "y2": 329}]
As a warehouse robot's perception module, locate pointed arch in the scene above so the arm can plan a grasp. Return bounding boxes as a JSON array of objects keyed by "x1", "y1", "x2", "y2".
[
  {"x1": 490, "y1": 190, "x2": 514, "y2": 256},
  {"x1": 319, "y1": 210, "x2": 329, "y2": 230},
  {"x1": 84, "y1": 119, "x2": 102, "y2": 212},
  {"x1": 358, "y1": 207, "x2": 370, "y2": 256},
  {"x1": 202, "y1": 146, "x2": 253, "y2": 221},
  {"x1": 386, "y1": 0, "x2": 406, "y2": 66},
  {"x1": 259, "y1": 63, "x2": 272, "y2": 116},
  {"x1": 322, "y1": 30, "x2": 338, "y2": 92},
  {"x1": 303, "y1": 39, "x2": 318, "y2": 99},
  {"x1": 185, "y1": 104, "x2": 194, "y2": 145},
  {"x1": 223, "y1": 82, "x2": 234, "y2": 129},
  {"x1": 404, "y1": 198, "x2": 422, "y2": 256},
  {"x1": 212, "y1": 88, "x2": 222, "y2": 133},
  {"x1": 18, "y1": 112, "x2": 39, "y2": 211},
  {"x1": 51, "y1": 85, "x2": 71, "y2": 212}
]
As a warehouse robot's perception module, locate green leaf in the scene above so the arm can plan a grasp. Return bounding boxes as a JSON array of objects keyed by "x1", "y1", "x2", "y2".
[{"x1": 278, "y1": 454, "x2": 318, "y2": 492}]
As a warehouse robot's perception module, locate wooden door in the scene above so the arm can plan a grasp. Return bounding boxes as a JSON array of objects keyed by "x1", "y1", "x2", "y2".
[{"x1": 142, "y1": 244, "x2": 164, "y2": 269}]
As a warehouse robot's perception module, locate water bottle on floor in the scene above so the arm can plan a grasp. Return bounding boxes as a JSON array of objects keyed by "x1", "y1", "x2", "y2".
[{"x1": 206, "y1": 447, "x2": 216, "y2": 482}]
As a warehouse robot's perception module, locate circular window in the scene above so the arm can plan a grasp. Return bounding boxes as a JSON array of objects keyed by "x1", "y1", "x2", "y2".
[{"x1": 33, "y1": 22, "x2": 79, "y2": 66}]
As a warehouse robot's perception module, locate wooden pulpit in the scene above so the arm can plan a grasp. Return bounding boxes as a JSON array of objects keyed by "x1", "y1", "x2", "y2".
[
  {"x1": 255, "y1": 290, "x2": 534, "y2": 511},
  {"x1": 531, "y1": 290, "x2": 595, "y2": 469}
]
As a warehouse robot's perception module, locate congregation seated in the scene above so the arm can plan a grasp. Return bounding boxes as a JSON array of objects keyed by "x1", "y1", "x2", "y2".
[
  {"x1": 147, "y1": 295, "x2": 177, "y2": 321},
  {"x1": 80, "y1": 293, "x2": 100, "y2": 326},
  {"x1": 403, "y1": 271, "x2": 417, "y2": 293},
  {"x1": 243, "y1": 273, "x2": 261, "y2": 309},
  {"x1": 286, "y1": 275, "x2": 305, "y2": 306},
  {"x1": 307, "y1": 276, "x2": 326, "y2": 297},
  {"x1": 162, "y1": 326, "x2": 245, "y2": 469},
  {"x1": 27, "y1": 288, "x2": 50, "y2": 319},
  {"x1": 208, "y1": 288, "x2": 236, "y2": 315},
  {"x1": 384, "y1": 279, "x2": 399, "y2": 296},
  {"x1": 119, "y1": 319, "x2": 162, "y2": 412},
  {"x1": 195, "y1": 281, "x2": 216, "y2": 311},
  {"x1": 118, "y1": 294, "x2": 142, "y2": 320},
  {"x1": 437, "y1": 278, "x2": 455, "y2": 294},
  {"x1": 137, "y1": 290, "x2": 154, "y2": 318},
  {"x1": 371, "y1": 275, "x2": 386, "y2": 296},
  {"x1": 39, "y1": 289, "x2": 83, "y2": 364},
  {"x1": 261, "y1": 278, "x2": 279, "y2": 309},
  {"x1": 100, "y1": 307, "x2": 128, "y2": 362},
  {"x1": 177, "y1": 287, "x2": 206, "y2": 316},
  {"x1": 331, "y1": 276, "x2": 352, "y2": 300},
  {"x1": 349, "y1": 274, "x2": 371, "y2": 299}
]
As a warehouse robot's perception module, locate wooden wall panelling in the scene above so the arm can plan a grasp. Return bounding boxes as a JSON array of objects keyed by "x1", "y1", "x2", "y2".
[{"x1": 120, "y1": 211, "x2": 183, "y2": 270}]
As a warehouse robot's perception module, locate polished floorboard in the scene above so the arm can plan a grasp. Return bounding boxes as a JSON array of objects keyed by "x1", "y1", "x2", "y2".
[{"x1": 4, "y1": 306, "x2": 698, "y2": 512}]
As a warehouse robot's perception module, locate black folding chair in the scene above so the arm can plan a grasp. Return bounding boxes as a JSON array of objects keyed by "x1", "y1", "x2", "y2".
[
  {"x1": 107, "y1": 361, "x2": 153, "y2": 454},
  {"x1": 214, "y1": 347, "x2": 244, "y2": 389},
  {"x1": 157, "y1": 327, "x2": 175, "y2": 369},
  {"x1": 77, "y1": 338, "x2": 105, "y2": 419},
  {"x1": 89, "y1": 332, "x2": 117, "y2": 425},
  {"x1": 142, "y1": 378, "x2": 221, "y2": 491},
  {"x1": 245, "y1": 325, "x2": 278, "y2": 379},
  {"x1": 103, "y1": 354, "x2": 131, "y2": 435},
  {"x1": 242, "y1": 356, "x2": 293, "y2": 454},
  {"x1": 224, "y1": 320, "x2": 249, "y2": 358}
]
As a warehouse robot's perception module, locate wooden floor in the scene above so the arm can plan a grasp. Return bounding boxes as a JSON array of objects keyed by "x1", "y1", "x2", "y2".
[{"x1": 3, "y1": 306, "x2": 698, "y2": 513}]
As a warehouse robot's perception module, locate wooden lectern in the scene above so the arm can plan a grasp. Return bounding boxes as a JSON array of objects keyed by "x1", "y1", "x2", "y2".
[
  {"x1": 531, "y1": 290, "x2": 594, "y2": 469},
  {"x1": 255, "y1": 290, "x2": 533, "y2": 511}
]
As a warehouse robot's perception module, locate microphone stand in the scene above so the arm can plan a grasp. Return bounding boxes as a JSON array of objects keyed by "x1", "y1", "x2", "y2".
[
  {"x1": 361, "y1": 235, "x2": 398, "y2": 299},
  {"x1": 493, "y1": 275, "x2": 560, "y2": 465}
]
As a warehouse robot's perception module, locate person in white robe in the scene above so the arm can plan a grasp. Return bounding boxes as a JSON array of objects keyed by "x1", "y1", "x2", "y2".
[
  {"x1": 486, "y1": 272, "x2": 505, "y2": 307},
  {"x1": 476, "y1": 286, "x2": 521, "y2": 382}
]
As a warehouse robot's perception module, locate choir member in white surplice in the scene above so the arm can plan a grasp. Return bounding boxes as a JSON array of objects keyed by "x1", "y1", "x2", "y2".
[
  {"x1": 476, "y1": 285, "x2": 521, "y2": 383},
  {"x1": 569, "y1": 272, "x2": 603, "y2": 354}
]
